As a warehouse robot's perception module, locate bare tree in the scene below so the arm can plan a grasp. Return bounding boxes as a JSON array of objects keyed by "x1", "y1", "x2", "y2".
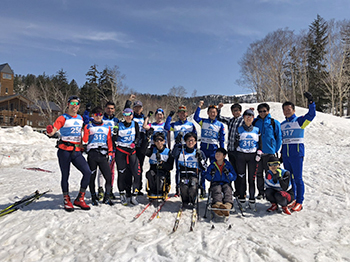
[{"x1": 167, "y1": 86, "x2": 188, "y2": 111}]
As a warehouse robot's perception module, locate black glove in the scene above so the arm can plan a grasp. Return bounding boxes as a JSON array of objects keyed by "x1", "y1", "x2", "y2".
[
  {"x1": 113, "y1": 125, "x2": 119, "y2": 135},
  {"x1": 146, "y1": 127, "x2": 154, "y2": 138},
  {"x1": 195, "y1": 150, "x2": 202, "y2": 161},
  {"x1": 210, "y1": 168, "x2": 216, "y2": 177},
  {"x1": 303, "y1": 91, "x2": 313, "y2": 104},
  {"x1": 147, "y1": 111, "x2": 154, "y2": 118},
  {"x1": 279, "y1": 153, "x2": 283, "y2": 164},
  {"x1": 86, "y1": 103, "x2": 92, "y2": 112},
  {"x1": 169, "y1": 110, "x2": 175, "y2": 117},
  {"x1": 223, "y1": 167, "x2": 230, "y2": 176},
  {"x1": 175, "y1": 132, "x2": 183, "y2": 144},
  {"x1": 156, "y1": 151, "x2": 161, "y2": 162},
  {"x1": 272, "y1": 173, "x2": 280, "y2": 184}
]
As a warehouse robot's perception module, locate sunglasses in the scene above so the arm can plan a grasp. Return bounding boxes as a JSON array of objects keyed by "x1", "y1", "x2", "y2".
[
  {"x1": 123, "y1": 112, "x2": 132, "y2": 116},
  {"x1": 267, "y1": 162, "x2": 280, "y2": 167},
  {"x1": 70, "y1": 101, "x2": 80, "y2": 106},
  {"x1": 94, "y1": 113, "x2": 103, "y2": 117},
  {"x1": 259, "y1": 110, "x2": 268, "y2": 113},
  {"x1": 186, "y1": 139, "x2": 196, "y2": 143}
]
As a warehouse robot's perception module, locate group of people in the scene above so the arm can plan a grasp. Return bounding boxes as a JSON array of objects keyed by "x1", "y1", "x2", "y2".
[{"x1": 47, "y1": 92, "x2": 316, "y2": 217}]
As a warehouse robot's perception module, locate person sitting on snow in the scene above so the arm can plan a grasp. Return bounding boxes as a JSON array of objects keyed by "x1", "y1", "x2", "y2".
[
  {"x1": 145, "y1": 132, "x2": 174, "y2": 199},
  {"x1": 204, "y1": 148, "x2": 237, "y2": 217},
  {"x1": 265, "y1": 156, "x2": 295, "y2": 215},
  {"x1": 172, "y1": 132, "x2": 207, "y2": 206}
]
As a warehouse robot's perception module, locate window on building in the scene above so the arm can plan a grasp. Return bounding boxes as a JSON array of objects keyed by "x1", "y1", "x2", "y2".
[
  {"x1": 6, "y1": 88, "x2": 8, "y2": 94},
  {"x1": 3, "y1": 73, "x2": 12, "y2": 80}
]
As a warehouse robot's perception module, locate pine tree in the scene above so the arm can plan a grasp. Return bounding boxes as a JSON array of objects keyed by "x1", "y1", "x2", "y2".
[{"x1": 307, "y1": 14, "x2": 329, "y2": 111}]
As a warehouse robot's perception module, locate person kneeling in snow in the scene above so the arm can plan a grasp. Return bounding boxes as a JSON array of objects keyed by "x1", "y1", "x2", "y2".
[
  {"x1": 145, "y1": 132, "x2": 174, "y2": 199},
  {"x1": 204, "y1": 148, "x2": 237, "y2": 217},
  {"x1": 265, "y1": 156, "x2": 295, "y2": 215}
]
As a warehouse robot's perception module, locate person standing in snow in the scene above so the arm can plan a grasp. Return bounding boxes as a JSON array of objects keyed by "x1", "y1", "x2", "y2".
[
  {"x1": 46, "y1": 95, "x2": 92, "y2": 212},
  {"x1": 217, "y1": 102, "x2": 243, "y2": 197},
  {"x1": 194, "y1": 101, "x2": 225, "y2": 198},
  {"x1": 124, "y1": 95, "x2": 148, "y2": 196},
  {"x1": 265, "y1": 156, "x2": 294, "y2": 215},
  {"x1": 83, "y1": 106, "x2": 114, "y2": 206},
  {"x1": 280, "y1": 92, "x2": 316, "y2": 212},
  {"x1": 83, "y1": 101, "x2": 119, "y2": 201},
  {"x1": 113, "y1": 108, "x2": 140, "y2": 206},
  {"x1": 252, "y1": 103, "x2": 282, "y2": 200},
  {"x1": 234, "y1": 109, "x2": 262, "y2": 211},
  {"x1": 164, "y1": 105, "x2": 197, "y2": 196}
]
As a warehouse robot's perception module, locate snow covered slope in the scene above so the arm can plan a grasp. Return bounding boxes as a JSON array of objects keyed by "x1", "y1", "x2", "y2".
[{"x1": 0, "y1": 102, "x2": 349, "y2": 262}]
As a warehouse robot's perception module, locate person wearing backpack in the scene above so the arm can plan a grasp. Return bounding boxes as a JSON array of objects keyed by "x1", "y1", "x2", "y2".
[{"x1": 253, "y1": 103, "x2": 282, "y2": 200}]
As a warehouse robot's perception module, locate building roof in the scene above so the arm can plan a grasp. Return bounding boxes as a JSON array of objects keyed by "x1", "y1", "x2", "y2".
[
  {"x1": 0, "y1": 94, "x2": 31, "y2": 104},
  {"x1": 30, "y1": 100, "x2": 60, "y2": 111},
  {"x1": 0, "y1": 63, "x2": 14, "y2": 74}
]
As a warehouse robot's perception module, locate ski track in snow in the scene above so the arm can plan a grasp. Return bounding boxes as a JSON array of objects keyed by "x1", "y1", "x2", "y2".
[{"x1": 0, "y1": 103, "x2": 350, "y2": 262}]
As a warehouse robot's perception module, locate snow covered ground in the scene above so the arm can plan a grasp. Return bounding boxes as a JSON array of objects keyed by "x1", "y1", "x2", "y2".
[{"x1": 0, "y1": 102, "x2": 350, "y2": 262}]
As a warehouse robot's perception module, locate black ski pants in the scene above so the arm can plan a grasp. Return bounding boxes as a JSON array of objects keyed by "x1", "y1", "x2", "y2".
[
  {"x1": 235, "y1": 152, "x2": 258, "y2": 200},
  {"x1": 228, "y1": 150, "x2": 239, "y2": 196},
  {"x1": 116, "y1": 147, "x2": 140, "y2": 197},
  {"x1": 265, "y1": 188, "x2": 294, "y2": 207},
  {"x1": 88, "y1": 150, "x2": 112, "y2": 195}
]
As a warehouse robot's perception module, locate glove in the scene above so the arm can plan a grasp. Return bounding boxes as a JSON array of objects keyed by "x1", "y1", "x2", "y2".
[
  {"x1": 303, "y1": 91, "x2": 313, "y2": 104},
  {"x1": 130, "y1": 143, "x2": 135, "y2": 149},
  {"x1": 146, "y1": 127, "x2": 154, "y2": 138},
  {"x1": 175, "y1": 132, "x2": 183, "y2": 144},
  {"x1": 147, "y1": 111, "x2": 154, "y2": 118},
  {"x1": 82, "y1": 144, "x2": 87, "y2": 152},
  {"x1": 279, "y1": 153, "x2": 283, "y2": 164},
  {"x1": 195, "y1": 150, "x2": 202, "y2": 161},
  {"x1": 169, "y1": 110, "x2": 175, "y2": 117},
  {"x1": 223, "y1": 167, "x2": 230, "y2": 176},
  {"x1": 156, "y1": 151, "x2": 161, "y2": 162},
  {"x1": 86, "y1": 103, "x2": 92, "y2": 111},
  {"x1": 210, "y1": 168, "x2": 216, "y2": 177},
  {"x1": 255, "y1": 150, "x2": 263, "y2": 162},
  {"x1": 235, "y1": 133, "x2": 240, "y2": 141},
  {"x1": 46, "y1": 125, "x2": 53, "y2": 134},
  {"x1": 272, "y1": 173, "x2": 280, "y2": 184},
  {"x1": 113, "y1": 125, "x2": 119, "y2": 135},
  {"x1": 108, "y1": 155, "x2": 113, "y2": 164}
]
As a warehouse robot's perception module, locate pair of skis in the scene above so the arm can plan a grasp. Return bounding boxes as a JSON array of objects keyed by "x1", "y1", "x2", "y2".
[
  {"x1": 133, "y1": 197, "x2": 170, "y2": 221},
  {"x1": 172, "y1": 204, "x2": 198, "y2": 232},
  {"x1": 0, "y1": 190, "x2": 50, "y2": 217}
]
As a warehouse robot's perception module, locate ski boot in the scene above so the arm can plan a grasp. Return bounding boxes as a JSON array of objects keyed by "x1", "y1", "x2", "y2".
[
  {"x1": 130, "y1": 193, "x2": 139, "y2": 205},
  {"x1": 248, "y1": 199, "x2": 256, "y2": 212},
  {"x1": 91, "y1": 193, "x2": 99, "y2": 206},
  {"x1": 73, "y1": 191, "x2": 91, "y2": 210},
  {"x1": 103, "y1": 193, "x2": 114, "y2": 206},
  {"x1": 120, "y1": 191, "x2": 128, "y2": 206},
  {"x1": 63, "y1": 194, "x2": 74, "y2": 212},
  {"x1": 110, "y1": 187, "x2": 116, "y2": 200},
  {"x1": 267, "y1": 203, "x2": 278, "y2": 212},
  {"x1": 212, "y1": 202, "x2": 224, "y2": 217},
  {"x1": 282, "y1": 206, "x2": 292, "y2": 215},
  {"x1": 98, "y1": 187, "x2": 104, "y2": 201}
]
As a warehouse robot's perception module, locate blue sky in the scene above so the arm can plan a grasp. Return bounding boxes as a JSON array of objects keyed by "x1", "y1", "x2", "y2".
[{"x1": 1, "y1": 0, "x2": 350, "y2": 96}]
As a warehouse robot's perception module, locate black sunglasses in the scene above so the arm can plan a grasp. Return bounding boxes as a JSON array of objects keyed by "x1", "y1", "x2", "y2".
[{"x1": 259, "y1": 110, "x2": 268, "y2": 113}]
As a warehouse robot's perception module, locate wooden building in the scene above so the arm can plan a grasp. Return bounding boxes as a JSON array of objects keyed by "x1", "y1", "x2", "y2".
[{"x1": 0, "y1": 63, "x2": 60, "y2": 128}]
